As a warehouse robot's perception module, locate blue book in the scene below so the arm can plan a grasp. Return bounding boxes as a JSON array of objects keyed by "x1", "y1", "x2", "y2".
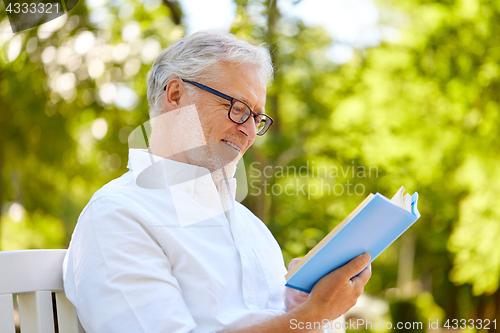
[{"x1": 285, "y1": 187, "x2": 421, "y2": 293}]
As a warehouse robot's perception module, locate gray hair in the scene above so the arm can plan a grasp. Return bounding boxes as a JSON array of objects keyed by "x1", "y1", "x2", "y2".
[{"x1": 147, "y1": 30, "x2": 274, "y2": 119}]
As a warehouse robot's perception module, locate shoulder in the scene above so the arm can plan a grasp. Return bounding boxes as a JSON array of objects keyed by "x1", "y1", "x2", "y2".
[
  {"x1": 81, "y1": 170, "x2": 160, "y2": 215},
  {"x1": 77, "y1": 171, "x2": 157, "y2": 228},
  {"x1": 234, "y1": 201, "x2": 259, "y2": 221},
  {"x1": 84, "y1": 171, "x2": 134, "y2": 207}
]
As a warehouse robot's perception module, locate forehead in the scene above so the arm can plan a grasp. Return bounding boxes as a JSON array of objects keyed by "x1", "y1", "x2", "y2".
[{"x1": 210, "y1": 62, "x2": 267, "y2": 106}]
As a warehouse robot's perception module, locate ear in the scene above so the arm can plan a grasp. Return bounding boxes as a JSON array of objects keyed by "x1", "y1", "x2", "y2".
[{"x1": 163, "y1": 78, "x2": 186, "y2": 112}]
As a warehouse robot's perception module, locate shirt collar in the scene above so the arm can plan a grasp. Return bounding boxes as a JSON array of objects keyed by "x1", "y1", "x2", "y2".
[{"x1": 126, "y1": 148, "x2": 237, "y2": 202}]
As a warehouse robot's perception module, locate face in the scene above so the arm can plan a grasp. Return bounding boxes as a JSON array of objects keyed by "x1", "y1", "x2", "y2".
[{"x1": 170, "y1": 63, "x2": 267, "y2": 176}]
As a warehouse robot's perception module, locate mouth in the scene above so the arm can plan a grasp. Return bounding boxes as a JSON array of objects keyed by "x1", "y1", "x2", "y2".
[{"x1": 221, "y1": 139, "x2": 242, "y2": 153}]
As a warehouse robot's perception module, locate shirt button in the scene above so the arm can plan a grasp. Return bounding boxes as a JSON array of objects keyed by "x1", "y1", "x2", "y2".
[
  {"x1": 185, "y1": 187, "x2": 191, "y2": 194},
  {"x1": 247, "y1": 297, "x2": 253, "y2": 304},
  {"x1": 208, "y1": 195, "x2": 213, "y2": 202}
]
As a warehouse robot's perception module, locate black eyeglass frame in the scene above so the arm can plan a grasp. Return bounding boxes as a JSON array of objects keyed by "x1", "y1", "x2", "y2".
[{"x1": 163, "y1": 79, "x2": 274, "y2": 135}]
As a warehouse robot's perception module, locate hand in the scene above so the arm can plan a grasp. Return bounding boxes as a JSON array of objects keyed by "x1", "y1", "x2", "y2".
[
  {"x1": 223, "y1": 255, "x2": 371, "y2": 333},
  {"x1": 300, "y1": 253, "x2": 372, "y2": 321},
  {"x1": 285, "y1": 258, "x2": 310, "y2": 312}
]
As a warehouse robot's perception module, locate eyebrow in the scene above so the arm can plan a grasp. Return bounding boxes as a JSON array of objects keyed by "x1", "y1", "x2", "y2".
[{"x1": 235, "y1": 95, "x2": 266, "y2": 113}]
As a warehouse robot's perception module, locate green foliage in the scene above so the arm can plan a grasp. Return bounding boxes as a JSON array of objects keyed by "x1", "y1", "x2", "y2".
[
  {"x1": 0, "y1": 0, "x2": 184, "y2": 246},
  {"x1": 233, "y1": 0, "x2": 500, "y2": 321}
]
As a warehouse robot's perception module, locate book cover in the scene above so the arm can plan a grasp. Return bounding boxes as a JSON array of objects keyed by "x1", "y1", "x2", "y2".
[{"x1": 285, "y1": 188, "x2": 421, "y2": 293}]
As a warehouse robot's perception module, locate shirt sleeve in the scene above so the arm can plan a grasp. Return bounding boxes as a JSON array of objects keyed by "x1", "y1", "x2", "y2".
[{"x1": 63, "y1": 195, "x2": 197, "y2": 333}]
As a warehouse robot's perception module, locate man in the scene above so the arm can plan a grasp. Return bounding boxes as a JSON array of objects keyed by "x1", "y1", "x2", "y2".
[{"x1": 63, "y1": 30, "x2": 371, "y2": 333}]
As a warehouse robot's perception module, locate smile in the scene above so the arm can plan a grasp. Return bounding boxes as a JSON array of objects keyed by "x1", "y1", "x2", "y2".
[{"x1": 222, "y1": 140, "x2": 241, "y2": 153}]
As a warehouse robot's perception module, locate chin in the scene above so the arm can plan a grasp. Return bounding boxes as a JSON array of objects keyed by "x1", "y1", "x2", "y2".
[
  {"x1": 185, "y1": 142, "x2": 241, "y2": 178},
  {"x1": 211, "y1": 158, "x2": 239, "y2": 185}
]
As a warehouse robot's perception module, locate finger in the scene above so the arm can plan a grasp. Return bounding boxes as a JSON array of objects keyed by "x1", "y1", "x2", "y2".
[
  {"x1": 288, "y1": 258, "x2": 302, "y2": 270},
  {"x1": 336, "y1": 253, "x2": 371, "y2": 281},
  {"x1": 352, "y1": 263, "x2": 372, "y2": 288},
  {"x1": 295, "y1": 288, "x2": 309, "y2": 296}
]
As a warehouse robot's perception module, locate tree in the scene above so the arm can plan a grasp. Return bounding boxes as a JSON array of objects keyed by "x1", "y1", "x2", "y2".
[
  {"x1": 2, "y1": 0, "x2": 499, "y2": 325},
  {"x1": 0, "y1": 0, "x2": 184, "y2": 249},
  {"x1": 233, "y1": 0, "x2": 500, "y2": 324}
]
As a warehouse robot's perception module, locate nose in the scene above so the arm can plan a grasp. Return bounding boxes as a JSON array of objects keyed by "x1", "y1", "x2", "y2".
[{"x1": 237, "y1": 116, "x2": 257, "y2": 140}]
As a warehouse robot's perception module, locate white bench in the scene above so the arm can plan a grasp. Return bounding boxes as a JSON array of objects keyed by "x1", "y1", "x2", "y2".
[{"x1": 0, "y1": 249, "x2": 85, "y2": 333}]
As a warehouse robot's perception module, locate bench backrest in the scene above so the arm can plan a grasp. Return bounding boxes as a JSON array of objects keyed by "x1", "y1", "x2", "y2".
[{"x1": 0, "y1": 249, "x2": 85, "y2": 333}]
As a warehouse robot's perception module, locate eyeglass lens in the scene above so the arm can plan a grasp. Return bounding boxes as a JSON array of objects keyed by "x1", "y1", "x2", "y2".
[{"x1": 230, "y1": 101, "x2": 270, "y2": 135}]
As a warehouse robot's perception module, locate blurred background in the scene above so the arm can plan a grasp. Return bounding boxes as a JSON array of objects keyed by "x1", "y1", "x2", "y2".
[{"x1": 1, "y1": 0, "x2": 499, "y2": 331}]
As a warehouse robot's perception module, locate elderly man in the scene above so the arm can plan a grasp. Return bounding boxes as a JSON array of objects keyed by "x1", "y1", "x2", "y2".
[{"x1": 63, "y1": 31, "x2": 371, "y2": 333}]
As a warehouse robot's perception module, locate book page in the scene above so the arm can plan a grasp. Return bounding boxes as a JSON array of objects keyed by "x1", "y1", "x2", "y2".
[{"x1": 391, "y1": 186, "x2": 412, "y2": 212}]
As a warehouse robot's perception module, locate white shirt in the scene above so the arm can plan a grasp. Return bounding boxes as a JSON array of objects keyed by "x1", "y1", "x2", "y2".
[{"x1": 63, "y1": 149, "x2": 288, "y2": 333}]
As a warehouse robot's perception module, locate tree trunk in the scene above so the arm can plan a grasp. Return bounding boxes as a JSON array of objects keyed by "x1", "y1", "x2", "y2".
[
  {"x1": 0, "y1": 68, "x2": 4, "y2": 250},
  {"x1": 264, "y1": 0, "x2": 281, "y2": 228},
  {"x1": 162, "y1": 0, "x2": 183, "y2": 25},
  {"x1": 265, "y1": 0, "x2": 281, "y2": 135},
  {"x1": 397, "y1": 232, "x2": 416, "y2": 299}
]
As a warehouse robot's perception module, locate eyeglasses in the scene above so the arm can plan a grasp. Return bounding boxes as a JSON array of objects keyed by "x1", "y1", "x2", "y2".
[{"x1": 164, "y1": 79, "x2": 274, "y2": 135}]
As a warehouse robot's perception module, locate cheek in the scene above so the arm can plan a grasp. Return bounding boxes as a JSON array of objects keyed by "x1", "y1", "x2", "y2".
[
  {"x1": 204, "y1": 115, "x2": 234, "y2": 140},
  {"x1": 194, "y1": 102, "x2": 235, "y2": 141},
  {"x1": 194, "y1": 105, "x2": 217, "y2": 139}
]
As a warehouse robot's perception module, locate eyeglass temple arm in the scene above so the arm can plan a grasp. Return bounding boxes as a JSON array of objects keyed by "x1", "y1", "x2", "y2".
[
  {"x1": 163, "y1": 79, "x2": 233, "y2": 101},
  {"x1": 164, "y1": 79, "x2": 234, "y2": 103},
  {"x1": 181, "y1": 79, "x2": 233, "y2": 101}
]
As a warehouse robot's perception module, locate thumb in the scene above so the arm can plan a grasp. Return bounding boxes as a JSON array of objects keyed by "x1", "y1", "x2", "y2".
[
  {"x1": 336, "y1": 253, "x2": 371, "y2": 281},
  {"x1": 288, "y1": 258, "x2": 302, "y2": 270}
]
